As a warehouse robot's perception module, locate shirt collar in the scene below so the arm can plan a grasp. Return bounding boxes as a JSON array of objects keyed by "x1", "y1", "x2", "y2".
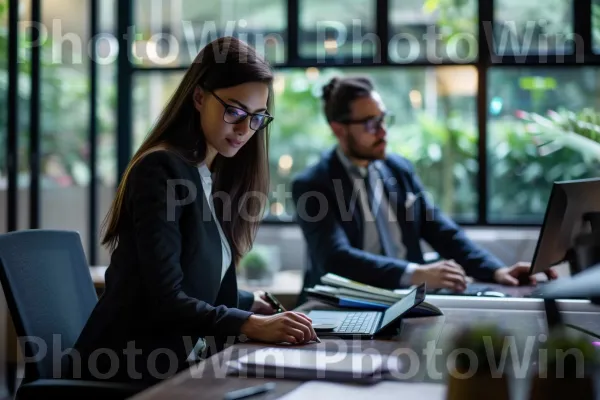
[
  {"x1": 335, "y1": 145, "x2": 372, "y2": 178},
  {"x1": 197, "y1": 162, "x2": 213, "y2": 183}
]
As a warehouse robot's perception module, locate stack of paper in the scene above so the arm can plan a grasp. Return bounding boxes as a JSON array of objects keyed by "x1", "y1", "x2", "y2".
[
  {"x1": 305, "y1": 273, "x2": 441, "y2": 314},
  {"x1": 311, "y1": 284, "x2": 400, "y2": 304}
]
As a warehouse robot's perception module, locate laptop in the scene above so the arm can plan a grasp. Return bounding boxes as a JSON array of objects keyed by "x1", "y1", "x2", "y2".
[{"x1": 307, "y1": 283, "x2": 438, "y2": 339}]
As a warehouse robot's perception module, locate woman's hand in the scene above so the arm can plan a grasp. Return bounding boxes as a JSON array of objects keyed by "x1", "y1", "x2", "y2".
[
  {"x1": 240, "y1": 312, "x2": 317, "y2": 344},
  {"x1": 250, "y1": 290, "x2": 276, "y2": 315}
]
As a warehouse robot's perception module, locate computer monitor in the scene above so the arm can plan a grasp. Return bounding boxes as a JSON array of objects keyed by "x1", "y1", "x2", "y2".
[{"x1": 529, "y1": 177, "x2": 600, "y2": 276}]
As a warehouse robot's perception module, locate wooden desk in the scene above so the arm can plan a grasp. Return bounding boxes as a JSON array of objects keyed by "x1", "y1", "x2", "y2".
[{"x1": 129, "y1": 299, "x2": 600, "y2": 400}]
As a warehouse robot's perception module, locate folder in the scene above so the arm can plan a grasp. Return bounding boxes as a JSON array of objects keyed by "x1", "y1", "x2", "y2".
[
  {"x1": 226, "y1": 347, "x2": 393, "y2": 382},
  {"x1": 305, "y1": 273, "x2": 441, "y2": 315},
  {"x1": 320, "y1": 274, "x2": 404, "y2": 301},
  {"x1": 304, "y1": 288, "x2": 390, "y2": 310}
]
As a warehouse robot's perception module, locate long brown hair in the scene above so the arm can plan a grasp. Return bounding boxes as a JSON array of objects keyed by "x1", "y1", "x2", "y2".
[{"x1": 101, "y1": 36, "x2": 273, "y2": 264}]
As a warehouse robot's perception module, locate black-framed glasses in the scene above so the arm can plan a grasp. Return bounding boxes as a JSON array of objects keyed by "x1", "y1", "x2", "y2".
[
  {"x1": 209, "y1": 89, "x2": 274, "y2": 131},
  {"x1": 338, "y1": 112, "x2": 395, "y2": 134}
]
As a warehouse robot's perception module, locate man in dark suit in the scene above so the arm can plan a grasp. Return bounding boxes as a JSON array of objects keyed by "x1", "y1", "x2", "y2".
[{"x1": 292, "y1": 75, "x2": 555, "y2": 297}]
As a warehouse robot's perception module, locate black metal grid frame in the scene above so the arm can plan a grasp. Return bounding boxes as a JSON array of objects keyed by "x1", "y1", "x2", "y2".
[
  {"x1": 126, "y1": 0, "x2": 600, "y2": 228},
  {"x1": 4, "y1": 0, "x2": 598, "y2": 264}
]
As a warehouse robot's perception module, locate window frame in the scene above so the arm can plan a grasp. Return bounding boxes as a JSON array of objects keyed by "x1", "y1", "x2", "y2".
[{"x1": 122, "y1": 0, "x2": 599, "y2": 228}]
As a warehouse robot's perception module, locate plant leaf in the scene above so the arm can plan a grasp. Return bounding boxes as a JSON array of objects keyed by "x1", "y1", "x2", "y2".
[{"x1": 423, "y1": 0, "x2": 440, "y2": 14}]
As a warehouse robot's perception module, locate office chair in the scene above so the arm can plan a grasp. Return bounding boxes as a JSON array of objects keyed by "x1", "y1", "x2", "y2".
[{"x1": 0, "y1": 229, "x2": 147, "y2": 399}]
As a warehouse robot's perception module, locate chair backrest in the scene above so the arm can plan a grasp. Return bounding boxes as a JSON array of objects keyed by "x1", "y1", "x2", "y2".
[{"x1": 0, "y1": 230, "x2": 98, "y2": 382}]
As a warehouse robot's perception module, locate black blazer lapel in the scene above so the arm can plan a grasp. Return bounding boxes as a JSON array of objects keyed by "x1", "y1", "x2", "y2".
[{"x1": 190, "y1": 165, "x2": 224, "y2": 299}]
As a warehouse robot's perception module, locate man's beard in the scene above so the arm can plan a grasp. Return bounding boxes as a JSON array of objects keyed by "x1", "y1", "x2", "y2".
[{"x1": 347, "y1": 133, "x2": 386, "y2": 161}]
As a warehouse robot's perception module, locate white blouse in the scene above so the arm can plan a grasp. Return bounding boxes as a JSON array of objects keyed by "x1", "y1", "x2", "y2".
[
  {"x1": 197, "y1": 163, "x2": 232, "y2": 282},
  {"x1": 188, "y1": 163, "x2": 233, "y2": 362}
]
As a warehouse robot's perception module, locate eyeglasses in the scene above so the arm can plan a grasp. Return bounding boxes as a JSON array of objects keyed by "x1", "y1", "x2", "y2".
[
  {"x1": 209, "y1": 90, "x2": 274, "y2": 131},
  {"x1": 338, "y1": 112, "x2": 395, "y2": 134}
]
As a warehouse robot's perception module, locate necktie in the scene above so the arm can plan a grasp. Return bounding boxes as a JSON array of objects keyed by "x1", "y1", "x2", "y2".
[{"x1": 364, "y1": 164, "x2": 398, "y2": 258}]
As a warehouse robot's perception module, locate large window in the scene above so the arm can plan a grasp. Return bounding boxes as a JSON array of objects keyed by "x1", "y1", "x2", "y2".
[
  {"x1": 128, "y1": 0, "x2": 600, "y2": 226},
  {"x1": 389, "y1": 0, "x2": 478, "y2": 62},
  {"x1": 7, "y1": 0, "x2": 600, "y2": 262},
  {"x1": 494, "y1": 0, "x2": 574, "y2": 55},
  {"x1": 299, "y1": 0, "x2": 377, "y2": 60},
  {"x1": 488, "y1": 68, "x2": 600, "y2": 222},
  {"x1": 38, "y1": 1, "x2": 91, "y2": 242},
  {"x1": 134, "y1": 0, "x2": 287, "y2": 67},
  {"x1": 1, "y1": 0, "x2": 116, "y2": 264},
  {"x1": 594, "y1": 0, "x2": 600, "y2": 53}
]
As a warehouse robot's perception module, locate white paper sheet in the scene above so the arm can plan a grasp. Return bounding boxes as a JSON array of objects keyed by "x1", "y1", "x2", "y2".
[{"x1": 276, "y1": 380, "x2": 446, "y2": 400}]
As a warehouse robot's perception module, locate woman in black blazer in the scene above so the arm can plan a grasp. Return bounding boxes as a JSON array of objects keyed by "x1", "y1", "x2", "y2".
[{"x1": 70, "y1": 37, "x2": 316, "y2": 384}]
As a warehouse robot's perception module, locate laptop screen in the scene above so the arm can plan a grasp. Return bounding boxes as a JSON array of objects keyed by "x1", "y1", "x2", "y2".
[{"x1": 380, "y1": 285, "x2": 420, "y2": 328}]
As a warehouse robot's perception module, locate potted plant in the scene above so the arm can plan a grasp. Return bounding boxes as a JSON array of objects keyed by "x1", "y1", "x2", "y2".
[
  {"x1": 239, "y1": 249, "x2": 271, "y2": 285},
  {"x1": 445, "y1": 324, "x2": 511, "y2": 400},
  {"x1": 529, "y1": 326, "x2": 598, "y2": 400}
]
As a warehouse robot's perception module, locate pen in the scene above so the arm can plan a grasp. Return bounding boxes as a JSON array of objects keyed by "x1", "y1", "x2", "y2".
[
  {"x1": 264, "y1": 292, "x2": 322, "y2": 343},
  {"x1": 223, "y1": 382, "x2": 276, "y2": 400},
  {"x1": 264, "y1": 291, "x2": 286, "y2": 313}
]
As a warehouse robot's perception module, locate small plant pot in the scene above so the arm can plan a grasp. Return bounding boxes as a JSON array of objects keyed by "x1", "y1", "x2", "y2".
[
  {"x1": 239, "y1": 247, "x2": 275, "y2": 286},
  {"x1": 446, "y1": 370, "x2": 510, "y2": 400},
  {"x1": 244, "y1": 265, "x2": 272, "y2": 284},
  {"x1": 445, "y1": 324, "x2": 512, "y2": 400},
  {"x1": 528, "y1": 326, "x2": 600, "y2": 400}
]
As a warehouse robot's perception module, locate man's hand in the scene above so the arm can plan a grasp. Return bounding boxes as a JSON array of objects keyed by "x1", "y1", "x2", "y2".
[
  {"x1": 410, "y1": 260, "x2": 467, "y2": 291},
  {"x1": 250, "y1": 291, "x2": 276, "y2": 315},
  {"x1": 493, "y1": 262, "x2": 559, "y2": 286}
]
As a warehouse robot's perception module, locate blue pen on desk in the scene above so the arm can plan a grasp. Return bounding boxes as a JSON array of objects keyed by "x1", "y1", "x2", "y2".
[{"x1": 223, "y1": 382, "x2": 276, "y2": 400}]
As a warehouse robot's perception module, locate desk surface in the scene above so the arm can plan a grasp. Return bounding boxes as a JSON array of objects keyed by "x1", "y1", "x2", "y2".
[{"x1": 129, "y1": 299, "x2": 600, "y2": 400}]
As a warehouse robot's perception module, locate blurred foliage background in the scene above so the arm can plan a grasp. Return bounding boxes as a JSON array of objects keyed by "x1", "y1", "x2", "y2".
[{"x1": 2, "y1": 0, "x2": 600, "y2": 227}]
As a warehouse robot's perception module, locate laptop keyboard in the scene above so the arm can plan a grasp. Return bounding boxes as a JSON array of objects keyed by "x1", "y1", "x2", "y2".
[{"x1": 336, "y1": 312, "x2": 379, "y2": 333}]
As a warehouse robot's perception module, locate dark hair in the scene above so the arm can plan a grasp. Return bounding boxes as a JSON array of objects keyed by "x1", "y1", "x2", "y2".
[
  {"x1": 102, "y1": 36, "x2": 274, "y2": 264},
  {"x1": 322, "y1": 76, "x2": 374, "y2": 122}
]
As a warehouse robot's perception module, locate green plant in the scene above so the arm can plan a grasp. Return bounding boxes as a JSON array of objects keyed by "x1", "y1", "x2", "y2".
[
  {"x1": 389, "y1": 111, "x2": 478, "y2": 220},
  {"x1": 445, "y1": 324, "x2": 511, "y2": 400},
  {"x1": 240, "y1": 250, "x2": 269, "y2": 280},
  {"x1": 528, "y1": 326, "x2": 598, "y2": 400},
  {"x1": 424, "y1": 0, "x2": 478, "y2": 60},
  {"x1": 517, "y1": 108, "x2": 600, "y2": 163},
  {"x1": 0, "y1": 3, "x2": 116, "y2": 187},
  {"x1": 487, "y1": 117, "x2": 600, "y2": 222},
  {"x1": 449, "y1": 324, "x2": 510, "y2": 374},
  {"x1": 539, "y1": 326, "x2": 599, "y2": 378}
]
